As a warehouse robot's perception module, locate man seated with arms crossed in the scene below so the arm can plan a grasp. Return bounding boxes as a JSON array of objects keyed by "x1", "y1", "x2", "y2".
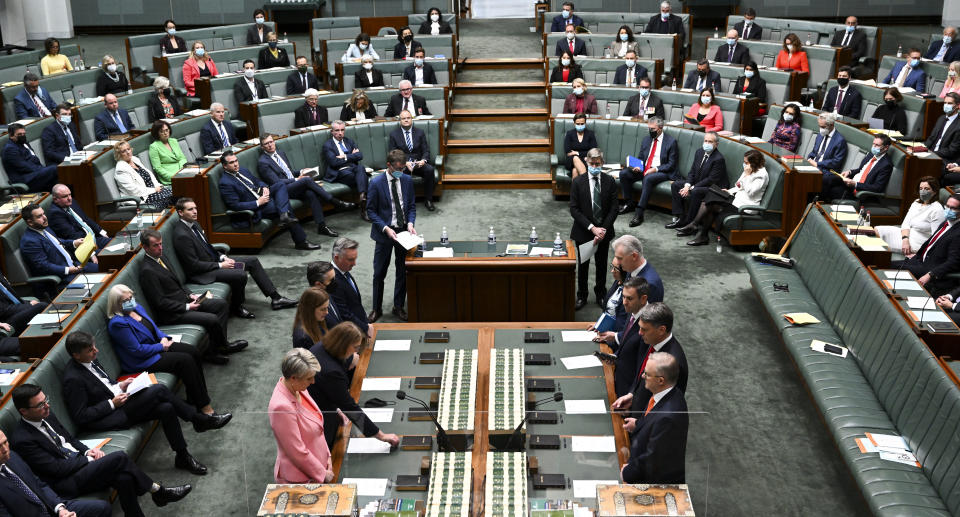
[
  {"x1": 0, "y1": 272, "x2": 47, "y2": 359},
  {"x1": 322, "y1": 120, "x2": 370, "y2": 221},
  {"x1": 0, "y1": 428, "x2": 111, "y2": 517},
  {"x1": 821, "y1": 134, "x2": 892, "y2": 201},
  {"x1": 19, "y1": 203, "x2": 99, "y2": 298},
  {"x1": 402, "y1": 48, "x2": 438, "y2": 87},
  {"x1": 219, "y1": 151, "x2": 320, "y2": 251},
  {"x1": 388, "y1": 111, "x2": 437, "y2": 211},
  {"x1": 622, "y1": 77, "x2": 665, "y2": 121},
  {"x1": 199, "y1": 103, "x2": 238, "y2": 156},
  {"x1": 806, "y1": 112, "x2": 848, "y2": 176},
  {"x1": 13, "y1": 72, "x2": 55, "y2": 119},
  {"x1": 11, "y1": 384, "x2": 192, "y2": 516},
  {"x1": 619, "y1": 351, "x2": 688, "y2": 484},
  {"x1": 92, "y1": 94, "x2": 134, "y2": 141},
  {"x1": 306, "y1": 261, "x2": 346, "y2": 328},
  {"x1": 667, "y1": 132, "x2": 727, "y2": 232},
  {"x1": 328, "y1": 238, "x2": 374, "y2": 339},
  {"x1": 41, "y1": 104, "x2": 82, "y2": 165},
  {"x1": 46, "y1": 184, "x2": 111, "y2": 249},
  {"x1": 1, "y1": 123, "x2": 59, "y2": 193},
  {"x1": 893, "y1": 194, "x2": 960, "y2": 296},
  {"x1": 384, "y1": 80, "x2": 432, "y2": 118},
  {"x1": 173, "y1": 198, "x2": 299, "y2": 316},
  {"x1": 258, "y1": 134, "x2": 355, "y2": 237},
  {"x1": 619, "y1": 117, "x2": 679, "y2": 226},
  {"x1": 62, "y1": 331, "x2": 230, "y2": 478},
  {"x1": 594, "y1": 277, "x2": 650, "y2": 397}
]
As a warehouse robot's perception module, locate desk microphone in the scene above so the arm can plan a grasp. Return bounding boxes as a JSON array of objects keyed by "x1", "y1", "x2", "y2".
[
  {"x1": 39, "y1": 293, "x2": 65, "y2": 330},
  {"x1": 918, "y1": 295, "x2": 934, "y2": 328},
  {"x1": 396, "y1": 390, "x2": 455, "y2": 452},
  {"x1": 185, "y1": 140, "x2": 207, "y2": 164},
  {"x1": 645, "y1": 39, "x2": 653, "y2": 59},
  {"x1": 503, "y1": 392, "x2": 563, "y2": 452},
  {"x1": 831, "y1": 187, "x2": 847, "y2": 225},
  {"x1": 890, "y1": 258, "x2": 907, "y2": 294}
]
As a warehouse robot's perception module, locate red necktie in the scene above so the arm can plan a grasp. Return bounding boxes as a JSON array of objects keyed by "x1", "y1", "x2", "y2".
[
  {"x1": 644, "y1": 138, "x2": 658, "y2": 175},
  {"x1": 636, "y1": 346, "x2": 653, "y2": 380},
  {"x1": 923, "y1": 223, "x2": 950, "y2": 261},
  {"x1": 854, "y1": 157, "x2": 875, "y2": 194},
  {"x1": 569, "y1": 41, "x2": 574, "y2": 53},
  {"x1": 835, "y1": 90, "x2": 845, "y2": 113}
]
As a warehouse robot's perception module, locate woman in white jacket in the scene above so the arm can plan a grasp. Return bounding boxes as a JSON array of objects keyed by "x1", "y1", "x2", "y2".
[
  {"x1": 682, "y1": 149, "x2": 769, "y2": 246},
  {"x1": 875, "y1": 176, "x2": 944, "y2": 257},
  {"x1": 113, "y1": 140, "x2": 173, "y2": 209}
]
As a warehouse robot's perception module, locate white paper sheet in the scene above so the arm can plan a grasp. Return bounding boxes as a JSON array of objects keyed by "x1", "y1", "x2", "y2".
[
  {"x1": 564, "y1": 399, "x2": 606, "y2": 414},
  {"x1": 561, "y1": 331, "x2": 597, "y2": 342},
  {"x1": 868, "y1": 433, "x2": 909, "y2": 451},
  {"x1": 810, "y1": 339, "x2": 848, "y2": 358},
  {"x1": 125, "y1": 372, "x2": 154, "y2": 395},
  {"x1": 560, "y1": 355, "x2": 603, "y2": 370},
  {"x1": 362, "y1": 407, "x2": 395, "y2": 423},
  {"x1": 906, "y1": 297, "x2": 935, "y2": 310},
  {"x1": 422, "y1": 247, "x2": 454, "y2": 258},
  {"x1": 879, "y1": 450, "x2": 920, "y2": 466},
  {"x1": 346, "y1": 438, "x2": 392, "y2": 454},
  {"x1": 28, "y1": 313, "x2": 66, "y2": 325},
  {"x1": 882, "y1": 270, "x2": 913, "y2": 279},
  {"x1": 572, "y1": 479, "x2": 618, "y2": 498},
  {"x1": 341, "y1": 478, "x2": 389, "y2": 496},
  {"x1": 0, "y1": 369, "x2": 20, "y2": 385},
  {"x1": 887, "y1": 279, "x2": 923, "y2": 291},
  {"x1": 829, "y1": 204, "x2": 857, "y2": 213},
  {"x1": 103, "y1": 243, "x2": 127, "y2": 252},
  {"x1": 361, "y1": 377, "x2": 402, "y2": 391},
  {"x1": 912, "y1": 310, "x2": 951, "y2": 323},
  {"x1": 373, "y1": 339, "x2": 411, "y2": 351},
  {"x1": 529, "y1": 247, "x2": 555, "y2": 256},
  {"x1": 577, "y1": 240, "x2": 596, "y2": 265},
  {"x1": 394, "y1": 231, "x2": 423, "y2": 250},
  {"x1": 79, "y1": 438, "x2": 109, "y2": 450},
  {"x1": 78, "y1": 273, "x2": 111, "y2": 284},
  {"x1": 167, "y1": 334, "x2": 183, "y2": 343},
  {"x1": 571, "y1": 435, "x2": 616, "y2": 452}
]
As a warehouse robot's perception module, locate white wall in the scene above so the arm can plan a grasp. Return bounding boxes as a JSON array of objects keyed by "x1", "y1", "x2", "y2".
[
  {"x1": 0, "y1": 0, "x2": 28, "y2": 46},
  {"x1": 22, "y1": 0, "x2": 74, "y2": 40}
]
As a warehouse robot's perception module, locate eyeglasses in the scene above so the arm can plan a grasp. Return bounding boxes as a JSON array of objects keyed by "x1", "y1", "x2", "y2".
[
  {"x1": 640, "y1": 371, "x2": 663, "y2": 379},
  {"x1": 31, "y1": 397, "x2": 51, "y2": 409},
  {"x1": 399, "y1": 88, "x2": 413, "y2": 92}
]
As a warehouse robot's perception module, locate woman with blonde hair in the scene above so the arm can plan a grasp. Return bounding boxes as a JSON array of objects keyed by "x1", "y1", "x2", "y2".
[
  {"x1": 96, "y1": 54, "x2": 130, "y2": 96},
  {"x1": 562, "y1": 78, "x2": 598, "y2": 114},
  {"x1": 941, "y1": 61, "x2": 960, "y2": 98},
  {"x1": 339, "y1": 89, "x2": 378, "y2": 121},
  {"x1": 113, "y1": 140, "x2": 173, "y2": 208},
  {"x1": 292, "y1": 287, "x2": 330, "y2": 349}
]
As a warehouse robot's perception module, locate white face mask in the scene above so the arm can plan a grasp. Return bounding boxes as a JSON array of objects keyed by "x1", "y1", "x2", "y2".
[
  {"x1": 106, "y1": 64, "x2": 117, "y2": 73},
  {"x1": 819, "y1": 127, "x2": 830, "y2": 136},
  {"x1": 362, "y1": 62, "x2": 373, "y2": 70},
  {"x1": 625, "y1": 59, "x2": 635, "y2": 68},
  {"x1": 255, "y1": 16, "x2": 265, "y2": 24},
  {"x1": 561, "y1": 58, "x2": 571, "y2": 66},
  {"x1": 700, "y1": 95, "x2": 711, "y2": 104},
  {"x1": 573, "y1": 87, "x2": 584, "y2": 96},
  {"x1": 951, "y1": 70, "x2": 958, "y2": 77},
  {"x1": 431, "y1": 14, "x2": 440, "y2": 22},
  {"x1": 244, "y1": 68, "x2": 255, "y2": 78},
  {"x1": 359, "y1": 43, "x2": 368, "y2": 50},
  {"x1": 566, "y1": 32, "x2": 575, "y2": 40}
]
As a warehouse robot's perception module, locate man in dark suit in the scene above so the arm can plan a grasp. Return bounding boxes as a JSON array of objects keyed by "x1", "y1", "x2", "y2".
[
  {"x1": 593, "y1": 235, "x2": 664, "y2": 335},
  {"x1": 294, "y1": 89, "x2": 329, "y2": 128},
  {"x1": 234, "y1": 60, "x2": 268, "y2": 104},
  {"x1": 666, "y1": 132, "x2": 726, "y2": 229},
  {"x1": 47, "y1": 185, "x2": 111, "y2": 249},
  {"x1": 733, "y1": 8, "x2": 762, "y2": 40},
  {"x1": 822, "y1": 134, "x2": 893, "y2": 201},
  {"x1": 258, "y1": 134, "x2": 354, "y2": 236},
  {"x1": 619, "y1": 351, "x2": 688, "y2": 484},
  {"x1": 402, "y1": 48, "x2": 439, "y2": 86},
  {"x1": 173, "y1": 197, "x2": 298, "y2": 317},
  {"x1": 612, "y1": 50, "x2": 649, "y2": 87},
  {"x1": 892, "y1": 194, "x2": 960, "y2": 296},
  {"x1": 820, "y1": 66, "x2": 862, "y2": 118},
  {"x1": 0, "y1": 430, "x2": 111, "y2": 517},
  {"x1": 388, "y1": 112, "x2": 436, "y2": 211},
  {"x1": 714, "y1": 29, "x2": 751, "y2": 65},
  {"x1": 384, "y1": 80, "x2": 432, "y2": 118},
  {"x1": 306, "y1": 261, "x2": 347, "y2": 328},
  {"x1": 569, "y1": 148, "x2": 617, "y2": 310},
  {"x1": 683, "y1": 59, "x2": 722, "y2": 91},
  {"x1": 806, "y1": 112, "x2": 848, "y2": 175},
  {"x1": 218, "y1": 151, "x2": 320, "y2": 250},
  {"x1": 40, "y1": 104, "x2": 82, "y2": 165},
  {"x1": 619, "y1": 117, "x2": 679, "y2": 226},
  {"x1": 830, "y1": 16, "x2": 868, "y2": 62},
  {"x1": 622, "y1": 78, "x2": 665, "y2": 120},
  {"x1": 92, "y1": 94, "x2": 134, "y2": 140},
  {"x1": 0, "y1": 123, "x2": 58, "y2": 193},
  {"x1": 138, "y1": 228, "x2": 248, "y2": 363},
  {"x1": 882, "y1": 48, "x2": 927, "y2": 93},
  {"x1": 0, "y1": 270, "x2": 46, "y2": 357},
  {"x1": 595, "y1": 277, "x2": 649, "y2": 397},
  {"x1": 323, "y1": 121, "x2": 370, "y2": 220},
  {"x1": 925, "y1": 27, "x2": 960, "y2": 63},
  {"x1": 550, "y1": 2, "x2": 584, "y2": 32},
  {"x1": 13, "y1": 72, "x2": 56, "y2": 119},
  {"x1": 366, "y1": 150, "x2": 417, "y2": 323},
  {"x1": 286, "y1": 55, "x2": 320, "y2": 95},
  {"x1": 199, "y1": 103, "x2": 238, "y2": 156},
  {"x1": 329, "y1": 238, "x2": 372, "y2": 338},
  {"x1": 645, "y1": 2, "x2": 685, "y2": 44},
  {"x1": 19, "y1": 203, "x2": 98, "y2": 298},
  {"x1": 11, "y1": 384, "x2": 192, "y2": 516},
  {"x1": 926, "y1": 93, "x2": 960, "y2": 166},
  {"x1": 555, "y1": 24, "x2": 587, "y2": 57}
]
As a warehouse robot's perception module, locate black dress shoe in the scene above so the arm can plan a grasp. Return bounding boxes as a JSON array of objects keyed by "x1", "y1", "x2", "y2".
[
  {"x1": 234, "y1": 306, "x2": 255, "y2": 319},
  {"x1": 629, "y1": 215, "x2": 644, "y2": 227},
  {"x1": 686, "y1": 236, "x2": 710, "y2": 246},
  {"x1": 594, "y1": 287, "x2": 605, "y2": 308},
  {"x1": 317, "y1": 224, "x2": 339, "y2": 237},
  {"x1": 360, "y1": 199, "x2": 371, "y2": 222},
  {"x1": 271, "y1": 296, "x2": 298, "y2": 310},
  {"x1": 220, "y1": 340, "x2": 248, "y2": 354},
  {"x1": 664, "y1": 219, "x2": 683, "y2": 229},
  {"x1": 294, "y1": 241, "x2": 321, "y2": 250},
  {"x1": 151, "y1": 484, "x2": 192, "y2": 507},
  {"x1": 392, "y1": 306, "x2": 408, "y2": 321},
  {"x1": 675, "y1": 226, "x2": 697, "y2": 237},
  {"x1": 174, "y1": 452, "x2": 207, "y2": 475},
  {"x1": 193, "y1": 412, "x2": 233, "y2": 433},
  {"x1": 334, "y1": 199, "x2": 356, "y2": 210},
  {"x1": 617, "y1": 202, "x2": 636, "y2": 215},
  {"x1": 425, "y1": 199, "x2": 436, "y2": 211},
  {"x1": 575, "y1": 298, "x2": 587, "y2": 310},
  {"x1": 278, "y1": 213, "x2": 296, "y2": 228},
  {"x1": 367, "y1": 309, "x2": 382, "y2": 323},
  {"x1": 202, "y1": 354, "x2": 229, "y2": 365}
]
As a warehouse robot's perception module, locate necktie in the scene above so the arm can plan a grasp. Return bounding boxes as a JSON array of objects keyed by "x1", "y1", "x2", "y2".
[
  {"x1": 817, "y1": 136, "x2": 830, "y2": 160},
  {"x1": 66, "y1": 208, "x2": 93, "y2": 236},
  {"x1": 337, "y1": 139, "x2": 348, "y2": 154},
  {"x1": 699, "y1": 152, "x2": 709, "y2": 170},
  {"x1": 2, "y1": 465, "x2": 46, "y2": 509},
  {"x1": 218, "y1": 123, "x2": 229, "y2": 148},
  {"x1": 743, "y1": 25, "x2": 750, "y2": 39},
  {"x1": 696, "y1": 77, "x2": 703, "y2": 91},
  {"x1": 841, "y1": 32, "x2": 851, "y2": 47},
  {"x1": 32, "y1": 95, "x2": 49, "y2": 117},
  {"x1": 302, "y1": 74, "x2": 308, "y2": 89},
  {"x1": 854, "y1": 157, "x2": 876, "y2": 194},
  {"x1": 923, "y1": 223, "x2": 950, "y2": 261},
  {"x1": 626, "y1": 68, "x2": 634, "y2": 87},
  {"x1": 645, "y1": 138, "x2": 658, "y2": 175},
  {"x1": 191, "y1": 224, "x2": 219, "y2": 260},
  {"x1": 834, "y1": 89, "x2": 845, "y2": 114},
  {"x1": 936, "y1": 44, "x2": 950, "y2": 62},
  {"x1": 158, "y1": 257, "x2": 169, "y2": 270},
  {"x1": 310, "y1": 107, "x2": 318, "y2": 124},
  {"x1": 592, "y1": 176, "x2": 602, "y2": 221},
  {"x1": 639, "y1": 99, "x2": 646, "y2": 116},
  {"x1": 569, "y1": 41, "x2": 574, "y2": 53},
  {"x1": 62, "y1": 124, "x2": 77, "y2": 153},
  {"x1": 328, "y1": 302, "x2": 339, "y2": 321},
  {"x1": 273, "y1": 153, "x2": 294, "y2": 179},
  {"x1": 41, "y1": 421, "x2": 75, "y2": 458},
  {"x1": 643, "y1": 395, "x2": 656, "y2": 416},
  {"x1": 92, "y1": 360, "x2": 110, "y2": 380},
  {"x1": 113, "y1": 111, "x2": 127, "y2": 133},
  {"x1": 728, "y1": 45, "x2": 734, "y2": 63},
  {"x1": 895, "y1": 63, "x2": 911, "y2": 87},
  {"x1": 0, "y1": 280, "x2": 19, "y2": 305},
  {"x1": 403, "y1": 98, "x2": 410, "y2": 114},
  {"x1": 405, "y1": 130, "x2": 413, "y2": 151},
  {"x1": 345, "y1": 271, "x2": 359, "y2": 294},
  {"x1": 624, "y1": 315, "x2": 636, "y2": 334},
  {"x1": 43, "y1": 230, "x2": 75, "y2": 266},
  {"x1": 636, "y1": 346, "x2": 653, "y2": 380},
  {"x1": 391, "y1": 178, "x2": 406, "y2": 227}
]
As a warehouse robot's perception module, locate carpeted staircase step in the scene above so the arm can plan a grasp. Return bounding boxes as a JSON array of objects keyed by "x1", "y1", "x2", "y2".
[
  {"x1": 443, "y1": 151, "x2": 552, "y2": 185},
  {"x1": 456, "y1": 67, "x2": 546, "y2": 84},
  {"x1": 452, "y1": 92, "x2": 546, "y2": 110},
  {"x1": 448, "y1": 121, "x2": 548, "y2": 140},
  {"x1": 454, "y1": 81, "x2": 545, "y2": 94}
]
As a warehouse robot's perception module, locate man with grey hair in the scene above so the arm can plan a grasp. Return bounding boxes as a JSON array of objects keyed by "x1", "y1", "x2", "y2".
[
  {"x1": 322, "y1": 120, "x2": 370, "y2": 221},
  {"x1": 618, "y1": 116, "x2": 679, "y2": 227},
  {"x1": 329, "y1": 237, "x2": 373, "y2": 337},
  {"x1": 570, "y1": 148, "x2": 617, "y2": 310},
  {"x1": 667, "y1": 132, "x2": 726, "y2": 231},
  {"x1": 645, "y1": 1, "x2": 686, "y2": 63},
  {"x1": 294, "y1": 88, "x2": 328, "y2": 128},
  {"x1": 384, "y1": 79, "x2": 431, "y2": 117},
  {"x1": 806, "y1": 112, "x2": 847, "y2": 175},
  {"x1": 47, "y1": 184, "x2": 111, "y2": 248},
  {"x1": 595, "y1": 235, "x2": 663, "y2": 331},
  {"x1": 199, "y1": 103, "x2": 238, "y2": 155}
]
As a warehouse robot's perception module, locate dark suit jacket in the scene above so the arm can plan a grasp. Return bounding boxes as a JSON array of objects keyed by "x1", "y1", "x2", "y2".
[
  {"x1": 830, "y1": 29, "x2": 868, "y2": 61},
  {"x1": 644, "y1": 14, "x2": 684, "y2": 36},
  {"x1": 199, "y1": 118, "x2": 238, "y2": 155},
  {"x1": 906, "y1": 221, "x2": 960, "y2": 281},
  {"x1": 40, "y1": 120, "x2": 81, "y2": 164},
  {"x1": 555, "y1": 37, "x2": 587, "y2": 57},
  {"x1": 366, "y1": 173, "x2": 416, "y2": 242},
  {"x1": 418, "y1": 20, "x2": 453, "y2": 34},
  {"x1": 12, "y1": 413, "x2": 90, "y2": 482},
  {"x1": 621, "y1": 386, "x2": 688, "y2": 484},
  {"x1": 402, "y1": 63, "x2": 438, "y2": 85},
  {"x1": 246, "y1": 25, "x2": 267, "y2": 45},
  {"x1": 384, "y1": 93, "x2": 430, "y2": 118},
  {"x1": 322, "y1": 137, "x2": 364, "y2": 179},
  {"x1": 93, "y1": 108, "x2": 134, "y2": 140},
  {"x1": 925, "y1": 40, "x2": 960, "y2": 63},
  {"x1": 683, "y1": 149, "x2": 728, "y2": 189},
  {"x1": 550, "y1": 14, "x2": 584, "y2": 32},
  {"x1": 139, "y1": 254, "x2": 192, "y2": 318},
  {"x1": 925, "y1": 114, "x2": 960, "y2": 163},
  {"x1": 46, "y1": 203, "x2": 103, "y2": 242},
  {"x1": 883, "y1": 61, "x2": 927, "y2": 93},
  {"x1": 807, "y1": 131, "x2": 849, "y2": 174},
  {"x1": 613, "y1": 64, "x2": 649, "y2": 85},
  {"x1": 623, "y1": 94, "x2": 665, "y2": 119},
  {"x1": 329, "y1": 267, "x2": 368, "y2": 333},
  {"x1": 294, "y1": 102, "x2": 329, "y2": 128},
  {"x1": 683, "y1": 69, "x2": 722, "y2": 91},
  {"x1": 219, "y1": 167, "x2": 272, "y2": 227},
  {"x1": 307, "y1": 343, "x2": 379, "y2": 440},
  {"x1": 339, "y1": 104, "x2": 378, "y2": 121},
  {"x1": 549, "y1": 65, "x2": 583, "y2": 83},
  {"x1": 569, "y1": 172, "x2": 617, "y2": 245},
  {"x1": 146, "y1": 92, "x2": 182, "y2": 122},
  {"x1": 258, "y1": 148, "x2": 301, "y2": 186},
  {"x1": 0, "y1": 451, "x2": 67, "y2": 516},
  {"x1": 1, "y1": 141, "x2": 45, "y2": 182},
  {"x1": 62, "y1": 358, "x2": 129, "y2": 429},
  {"x1": 848, "y1": 153, "x2": 892, "y2": 194},
  {"x1": 613, "y1": 320, "x2": 643, "y2": 397},
  {"x1": 733, "y1": 20, "x2": 762, "y2": 40},
  {"x1": 714, "y1": 43, "x2": 750, "y2": 65},
  {"x1": 393, "y1": 40, "x2": 423, "y2": 60},
  {"x1": 821, "y1": 85, "x2": 862, "y2": 118},
  {"x1": 258, "y1": 46, "x2": 290, "y2": 69},
  {"x1": 389, "y1": 126, "x2": 431, "y2": 163},
  {"x1": 731, "y1": 76, "x2": 767, "y2": 102},
  {"x1": 353, "y1": 68, "x2": 385, "y2": 88},
  {"x1": 172, "y1": 220, "x2": 222, "y2": 284},
  {"x1": 286, "y1": 70, "x2": 320, "y2": 95},
  {"x1": 233, "y1": 77, "x2": 268, "y2": 103},
  {"x1": 13, "y1": 88, "x2": 55, "y2": 119},
  {"x1": 637, "y1": 134, "x2": 680, "y2": 180},
  {"x1": 20, "y1": 228, "x2": 79, "y2": 278}
]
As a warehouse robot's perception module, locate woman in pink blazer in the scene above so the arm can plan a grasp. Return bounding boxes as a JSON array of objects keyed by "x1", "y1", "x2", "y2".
[
  {"x1": 774, "y1": 33, "x2": 809, "y2": 73},
  {"x1": 268, "y1": 348, "x2": 333, "y2": 484},
  {"x1": 182, "y1": 41, "x2": 219, "y2": 97},
  {"x1": 685, "y1": 87, "x2": 724, "y2": 132}
]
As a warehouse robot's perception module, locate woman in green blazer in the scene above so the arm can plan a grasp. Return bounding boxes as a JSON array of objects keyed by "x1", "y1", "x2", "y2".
[{"x1": 148, "y1": 120, "x2": 187, "y2": 185}]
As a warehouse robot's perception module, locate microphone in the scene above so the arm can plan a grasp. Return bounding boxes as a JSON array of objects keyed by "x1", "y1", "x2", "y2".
[
  {"x1": 890, "y1": 256, "x2": 907, "y2": 294},
  {"x1": 503, "y1": 392, "x2": 564, "y2": 452},
  {"x1": 397, "y1": 390, "x2": 455, "y2": 452},
  {"x1": 918, "y1": 295, "x2": 933, "y2": 328},
  {"x1": 185, "y1": 140, "x2": 207, "y2": 164},
  {"x1": 645, "y1": 39, "x2": 653, "y2": 59},
  {"x1": 40, "y1": 292, "x2": 65, "y2": 330},
  {"x1": 831, "y1": 188, "x2": 846, "y2": 224}
]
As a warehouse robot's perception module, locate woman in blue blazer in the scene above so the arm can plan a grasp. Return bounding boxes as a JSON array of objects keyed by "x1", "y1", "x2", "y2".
[{"x1": 106, "y1": 284, "x2": 219, "y2": 415}]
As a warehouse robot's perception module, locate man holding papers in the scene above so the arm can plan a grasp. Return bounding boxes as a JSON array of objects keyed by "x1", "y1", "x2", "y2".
[
  {"x1": 618, "y1": 117, "x2": 679, "y2": 227},
  {"x1": 19, "y1": 203, "x2": 99, "y2": 298},
  {"x1": 367, "y1": 150, "x2": 417, "y2": 323},
  {"x1": 893, "y1": 194, "x2": 960, "y2": 296},
  {"x1": 821, "y1": 135, "x2": 892, "y2": 201},
  {"x1": 595, "y1": 277, "x2": 650, "y2": 396},
  {"x1": 47, "y1": 185, "x2": 111, "y2": 249},
  {"x1": 570, "y1": 148, "x2": 618, "y2": 310}
]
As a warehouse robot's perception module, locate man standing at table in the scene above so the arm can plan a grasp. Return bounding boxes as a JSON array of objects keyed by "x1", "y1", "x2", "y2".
[{"x1": 570, "y1": 148, "x2": 617, "y2": 310}]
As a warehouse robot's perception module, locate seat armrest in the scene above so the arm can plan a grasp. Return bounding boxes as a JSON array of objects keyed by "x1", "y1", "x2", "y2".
[
  {"x1": 224, "y1": 209, "x2": 254, "y2": 227},
  {"x1": 737, "y1": 204, "x2": 766, "y2": 215},
  {"x1": 550, "y1": 155, "x2": 559, "y2": 166},
  {"x1": 212, "y1": 243, "x2": 230, "y2": 254},
  {"x1": 0, "y1": 184, "x2": 29, "y2": 196},
  {"x1": 855, "y1": 190, "x2": 884, "y2": 202}
]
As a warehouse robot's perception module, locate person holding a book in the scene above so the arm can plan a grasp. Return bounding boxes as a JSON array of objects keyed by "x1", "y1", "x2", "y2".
[{"x1": 821, "y1": 134, "x2": 892, "y2": 201}]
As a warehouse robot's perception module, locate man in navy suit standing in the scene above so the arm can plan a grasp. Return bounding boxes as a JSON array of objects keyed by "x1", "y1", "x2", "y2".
[
  {"x1": 666, "y1": 132, "x2": 727, "y2": 230},
  {"x1": 47, "y1": 185, "x2": 111, "y2": 249},
  {"x1": 366, "y1": 150, "x2": 416, "y2": 323},
  {"x1": 92, "y1": 94, "x2": 134, "y2": 140},
  {"x1": 40, "y1": 104, "x2": 82, "y2": 165},
  {"x1": 322, "y1": 120, "x2": 370, "y2": 221},
  {"x1": 13, "y1": 73, "x2": 55, "y2": 119},
  {"x1": 612, "y1": 50, "x2": 649, "y2": 88},
  {"x1": 388, "y1": 111, "x2": 436, "y2": 211},
  {"x1": 19, "y1": 203, "x2": 99, "y2": 298},
  {"x1": 199, "y1": 103, "x2": 238, "y2": 156},
  {"x1": 806, "y1": 112, "x2": 848, "y2": 176},
  {"x1": 619, "y1": 117, "x2": 679, "y2": 227},
  {"x1": 550, "y1": 2, "x2": 584, "y2": 32},
  {"x1": 0, "y1": 124, "x2": 58, "y2": 193},
  {"x1": 822, "y1": 134, "x2": 893, "y2": 201},
  {"x1": 328, "y1": 238, "x2": 373, "y2": 338},
  {"x1": 595, "y1": 277, "x2": 650, "y2": 397}
]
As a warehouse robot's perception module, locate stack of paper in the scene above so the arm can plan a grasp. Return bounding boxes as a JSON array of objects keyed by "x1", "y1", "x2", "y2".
[
  {"x1": 855, "y1": 433, "x2": 921, "y2": 467},
  {"x1": 783, "y1": 312, "x2": 820, "y2": 325}
]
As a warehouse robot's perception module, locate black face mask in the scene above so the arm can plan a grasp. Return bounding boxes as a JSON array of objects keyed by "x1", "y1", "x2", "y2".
[
  {"x1": 698, "y1": 69, "x2": 707, "y2": 77},
  {"x1": 614, "y1": 264, "x2": 626, "y2": 281},
  {"x1": 325, "y1": 278, "x2": 337, "y2": 291},
  {"x1": 885, "y1": 99, "x2": 896, "y2": 107},
  {"x1": 297, "y1": 65, "x2": 309, "y2": 74},
  {"x1": 403, "y1": 35, "x2": 413, "y2": 43},
  {"x1": 649, "y1": 129, "x2": 659, "y2": 139},
  {"x1": 837, "y1": 77, "x2": 849, "y2": 87},
  {"x1": 14, "y1": 136, "x2": 26, "y2": 145},
  {"x1": 163, "y1": 88, "x2": 173, "y2": 97}
]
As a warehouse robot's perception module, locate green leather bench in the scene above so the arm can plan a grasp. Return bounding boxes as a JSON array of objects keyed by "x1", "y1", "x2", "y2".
[
  {"x1": 745, "y1": 205, "x2": 960, "y2": 517},
  {"x1": 310, "y1": 17, "x2": 362, "y2": 58},
  {"x1": 1, "y1": 65, "x2": 126, "y2": 125},
  {"x1": 0, "y1": 116, "x2": 57, "y2": 175},
  {"x1": 337, "y1": 59, "x2": 452, "y2": 91},
  {"x1": 725, "y1": 15, "x2": 880, "y2": 67},
  {"x1": 0, "y1": 196, "x2": 60, "y2": 295},
  {"x1": 543, "y1": 33, "x2": 678, "y2": 69},
  {"x1": 72, "y1": 88, "x2": 158, "y2": 144},
  {"x1": 0, "y1": 44, "x2": 80, "y2": 83},
  {"x1": 160, "y1": 42, "x2": 294, "y2": 95},
  {"x1": 205, "y1": 68, "x2": 293, "y2": 121},
  {"x1": 322, "y1": 35, "x2": 456, "y2": 83},
  {"x1": 682, "y1": 60, "x2": 798, "y2": 104},
  {"x1": 546, "y1": 56, "x2": 662, "y2": 89},
  {"x1": 878, "y1": 56, "x2": 949, "y2": 96},
  {"x1": 541, "y1": 11, "x2": 690, "y2": 59},
  {"x1": 705, "y1": 38, "x2": 839, "y2": 89},
  {"x1": 823, "y1": 79, "x2": 934, "y2": 141}
]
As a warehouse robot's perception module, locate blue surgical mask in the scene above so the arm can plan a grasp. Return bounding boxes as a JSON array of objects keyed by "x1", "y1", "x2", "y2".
[
  {"x1": 638, "y1": 88, "x2": 650, "y2": 97},
  {"x1": 702, "y1": 142, "x2": 714, "y2": 153},
  {"x1": 562, "y1": 10, "x2": 570, "y2": 18},
  {"x1": 244, "y1": 68, "x2": 256, "y2": 78},
  {"x1": 945, "y1": 35, "x2": 953, "y2": 44},
  {"x1": 588, "y1": 166, "x2": 602, "y2": 176},
  {"x1": 121, "y1": 298, "x2": 137, "y2": 313},
  {"x1": 390, "y1": 170, "x2": 403, "y2": 179},
  {"x1": 60, "y1": 115, "x2": 71, "y2": 125},
  {"x1": 573, "y1": 87, "x2": 584, "y2": 96},
  {"x1": 194, "y1": 48, "x2": 205, "y2": 56},
  {"x1": 700, "y1": 95, "x2": 712, "y2": 104},
  {"x1": 727, "y1": 38, "x2": 736, "y2": 46},
  {"x1": 870, "y1": 146, "x2": 882, "y2": 156},
  {"x1": 846, "y1": 25, "x2": 855, "y2": 33},
  {"x1": 268, "y1": 41, "x2": 278, "y2": 49},
  {"x1": 561, "y1": 58, "x2": 571, "y2": 66},
  {"x1": 946, "y1": 207, "x2": 958, "y2": 221},
  {"x1": 744, "y1": 70, "x2": 754, "y2": 78},
  {"x1": 414, "y1": 58, "x2": 424, "y2": 67},
  {"x1": 909, "y1": 59, "x2": 920, "y2": 68},
  {"x1": 167, "y1": 28, "x2": 176, "y2": 35},
  {"x1": 620, "y1": 34, "x2": 628, "y2": 42},
  {"x1": 946, "y1": 103, "x2": 956, "y2": 114},
  {"x1": 660, "y1": 12, "x2": 669, "y2": 20},
  {"x1": 255, "y1": 16, "x2": 265, "y2": 24},
  {"x1": 575, "y1": 123, "x2": 586, "y2": 132},
  {"x1": 625, "y1": 59, "x2": 635, "y2": 68}
]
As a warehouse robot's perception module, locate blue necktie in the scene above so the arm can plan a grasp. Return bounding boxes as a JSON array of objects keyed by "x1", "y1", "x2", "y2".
[
  {"x1": 405, "y1": 130, "x2": 413, "y2": 151},
  {"x1": 273, "y1": 154, "x2": 294, "y2": 179},
  {"x1": 62, "y1": 124, "x2": 77, "y2": 153},
  {"x1": 41, "y1": 421, "x2": 76, "y2": 458},
  {"x1": 66, "y1": 207, "x2": 93, "y2": 236},
  {"x1": 218, "y1": 123, "x2": 229, "y2": 148},
  {"x1": 191, "y1": 224, "x2": 219, "y2": 260},
  {"x1": 1, "y1": 465, "x2": 45, "y2": 509},
  {"x1": 43, "y1": 230, "x2": 76, "y2": 266},
  {"x1": 113, "y1": 111, "x2": 127, "y2": 133},
  {"x1": 0, "y1": 281, "x2": 19, "y2": 305}
]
